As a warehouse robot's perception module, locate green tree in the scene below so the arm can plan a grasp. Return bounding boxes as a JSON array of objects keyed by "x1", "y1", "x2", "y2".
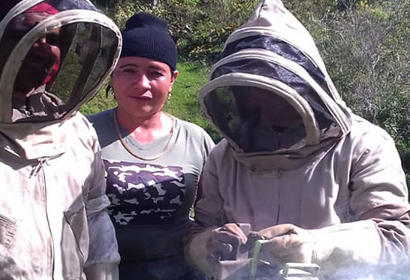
[{"x1": 286, "y1": 0, "x2": 409, "y2": 184}]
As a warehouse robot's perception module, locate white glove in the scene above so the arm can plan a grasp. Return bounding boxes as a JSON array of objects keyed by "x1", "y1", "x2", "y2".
[
  {"x1": 257, "y1": 221, "x2": 382, "y2": 277},
  {"x1": 257, "y1": 224, "x2": 315, "y2": 266}
]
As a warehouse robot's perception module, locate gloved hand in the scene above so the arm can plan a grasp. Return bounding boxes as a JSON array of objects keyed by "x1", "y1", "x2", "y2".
[
  {"x1": 186, "y1": 223, "x2": 249, "y2": 277},
  {"x1": 255, "y1": 221, "x2": 386, "y2": 278},
  {"x1": 257, "y1": 224, "x2": 315, "y2": 266},
  {"x1": 207, "y1": 223, "x2": 249, "y2": 261}
]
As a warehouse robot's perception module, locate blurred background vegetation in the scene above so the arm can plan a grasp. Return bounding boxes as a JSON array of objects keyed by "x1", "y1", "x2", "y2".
[{"x1": 85, "y1": 0, "x2": 409, "y2": 187}]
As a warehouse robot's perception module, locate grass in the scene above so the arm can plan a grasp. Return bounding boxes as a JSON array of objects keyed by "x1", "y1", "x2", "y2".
[{"x1": 80, "y1": 59, "x2": 220, "y2": 141}]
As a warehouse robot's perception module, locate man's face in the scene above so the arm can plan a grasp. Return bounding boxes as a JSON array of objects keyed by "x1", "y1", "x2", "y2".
[
  {"x1": 1, "y1": 11, "x2": 61, "y2": 94},
  {"x1": 236, "y1": 86, "x2": 302, "y2": 128}
]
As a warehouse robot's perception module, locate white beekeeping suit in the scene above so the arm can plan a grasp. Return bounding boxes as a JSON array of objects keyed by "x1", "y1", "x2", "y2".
[
  {"x1": 185, "y1": 0, "x2": 410, "y2": 279},
  {"x1": 0, "y1": 0, "x2": 122, "y2": 279}
]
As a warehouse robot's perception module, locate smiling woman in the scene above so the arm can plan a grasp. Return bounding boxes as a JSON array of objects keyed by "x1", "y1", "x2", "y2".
[
  {"x1": 112, "y1": 56, "x2": 178, "y2": 137},
  {"x1": 87, "y1": 12, "x2": 214, "y2": 280}
]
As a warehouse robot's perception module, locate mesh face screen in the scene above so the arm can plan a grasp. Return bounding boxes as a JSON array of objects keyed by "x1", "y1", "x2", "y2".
[
  {"x1": 204, "y1": 86, "x2": 307, "y2": 152},
  {"x1": 0, "y1": 1, "x2": 118, "y2": 122}
]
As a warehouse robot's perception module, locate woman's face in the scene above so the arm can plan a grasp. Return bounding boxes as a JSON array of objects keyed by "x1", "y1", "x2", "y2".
[{"x1": 111, "y1": 56, "x2": 177, "y2": 118}]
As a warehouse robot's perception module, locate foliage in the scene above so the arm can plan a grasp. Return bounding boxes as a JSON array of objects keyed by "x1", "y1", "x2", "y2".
[
  {"x1": 94, "y1": 0, "x2": 258, "y2": 63},
  {"x1": 286, "y1": 0, "x2": 410, "y2": 180}
]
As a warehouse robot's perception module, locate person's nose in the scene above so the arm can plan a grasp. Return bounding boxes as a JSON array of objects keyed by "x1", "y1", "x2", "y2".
[
  {"x1": 135, "y1": 73, "x2": 151, "y2": 90},
  {"x1": 35, "y1": 36, "x2": 47, "y2": 45},
  {"x1": 32, "y1": 36, "x2": 50, "y2": 51}
]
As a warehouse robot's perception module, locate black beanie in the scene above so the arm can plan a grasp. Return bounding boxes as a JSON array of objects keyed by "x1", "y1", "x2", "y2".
[{"x1": 121, "y1": 12, "x2": 177, "y2": 72}]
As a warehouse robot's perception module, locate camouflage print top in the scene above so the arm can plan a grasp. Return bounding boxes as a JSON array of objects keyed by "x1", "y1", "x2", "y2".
[{"x1": 87, "y1": 109, "x2": 214, "y2": 277}]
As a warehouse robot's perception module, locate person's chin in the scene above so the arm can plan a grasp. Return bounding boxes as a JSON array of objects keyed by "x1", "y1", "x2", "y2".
[
  {"x1": 128, "y1": 97, "x2": 156, "y2": 110},
  {"x1": 21, "y1": 62, "x2": 48, "y2": 76},
  {"x1": 15, "y1": 70, "x2": 46, "y2": 91},
  {"x1": 120, "y1": 104, "x2": 155, "y2": 117},
  {"x1": 139, "y1": 106, "x2": 157, "y2": 115}
]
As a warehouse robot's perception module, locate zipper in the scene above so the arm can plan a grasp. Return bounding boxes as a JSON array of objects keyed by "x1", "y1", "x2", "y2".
[
  {"x1": 38, "y1": 157, "x2": 55, "y2": 278},
  {"x1": 275, "y1": 169, "x2": 283, "y2": 224}
]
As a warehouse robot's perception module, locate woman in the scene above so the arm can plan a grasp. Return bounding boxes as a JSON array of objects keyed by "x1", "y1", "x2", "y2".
[{"x1": 88, "y1": 12, "x2": 214, "y2": 280}]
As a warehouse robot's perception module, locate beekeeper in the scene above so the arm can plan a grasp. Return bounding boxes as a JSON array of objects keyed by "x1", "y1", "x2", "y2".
[
  {"x1": 0, "y1": 0, "x2": 121, "y2": 279},
  {"x1": 185, "y1": 0, "x2": 410, "y2": 279}
]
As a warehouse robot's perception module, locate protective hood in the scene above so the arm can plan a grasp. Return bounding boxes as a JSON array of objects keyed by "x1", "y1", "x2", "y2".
[
  {"x1": 0, "y1": 0, "x2": 121, "y2": 159},
  {"x1": 199, "y1": 0, "x2": 352, "y2": 171}
]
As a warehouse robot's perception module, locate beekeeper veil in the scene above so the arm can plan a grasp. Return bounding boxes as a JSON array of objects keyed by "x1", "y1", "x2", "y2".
[
  {"x1": 0, "y1": 0, "x2": 121, "y2": 124},
  {"x1": 199, "y1": 0, "x2": 353, "y2": 171}
]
